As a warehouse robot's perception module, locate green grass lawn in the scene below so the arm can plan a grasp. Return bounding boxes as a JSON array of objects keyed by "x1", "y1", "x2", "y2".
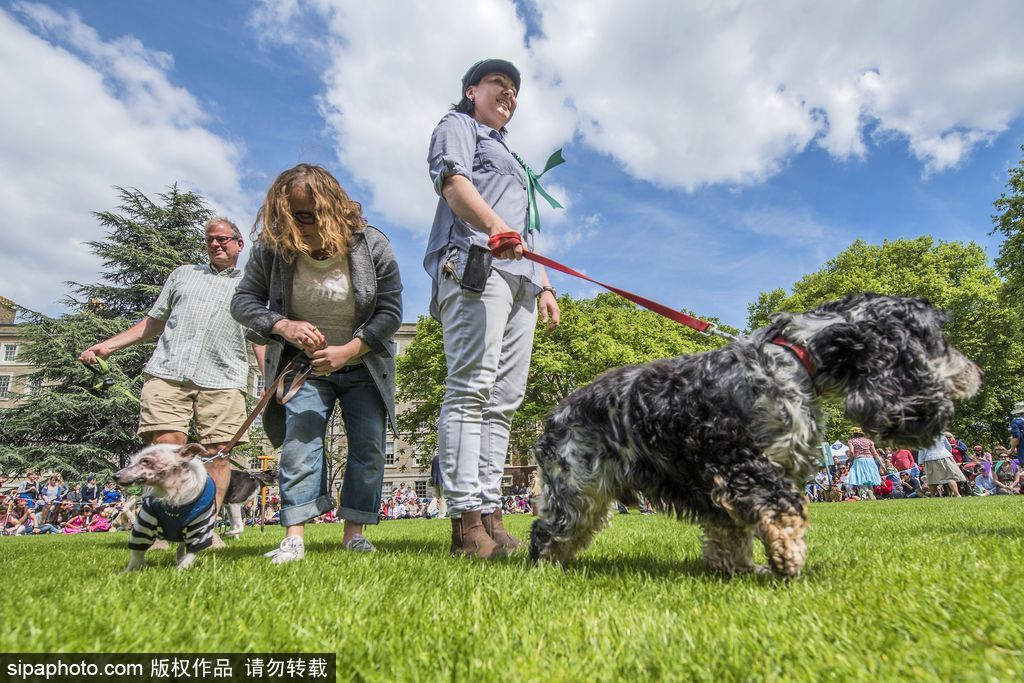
[{"x1": 2, "y1": 497, "x2": 1021, "y2": 682}]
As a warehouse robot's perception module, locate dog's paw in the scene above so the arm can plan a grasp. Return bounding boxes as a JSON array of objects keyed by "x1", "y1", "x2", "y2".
[{"x1": 176, "y1": 552, "x2": 199, "y2": 571}]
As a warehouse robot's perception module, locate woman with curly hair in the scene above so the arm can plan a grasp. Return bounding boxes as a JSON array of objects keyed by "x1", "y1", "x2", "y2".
[{"x1": 232, "y1": 164, "x2": 403, "y2": 564}]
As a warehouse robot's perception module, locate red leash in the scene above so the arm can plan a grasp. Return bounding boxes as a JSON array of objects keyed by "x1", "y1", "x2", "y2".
[{"x1": 488, "y1": 232, "x2": 737, "y2": 341}]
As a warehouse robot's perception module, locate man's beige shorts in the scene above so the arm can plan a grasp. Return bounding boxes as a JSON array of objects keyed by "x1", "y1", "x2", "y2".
[{"x1": 138, "y1": 377, "x2": 248, "y2": 444}]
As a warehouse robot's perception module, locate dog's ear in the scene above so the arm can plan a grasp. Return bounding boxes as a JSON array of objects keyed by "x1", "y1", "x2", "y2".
[
  {"x1": 837, "y1": 328, "x2": 954, "y2": 447},
  {"x1": 251, "y1": 470, "x2": 278, "y2": 485},
  {"x1": 178, "y1": 443, "x2": 206, "y2": 461},
  {"x1": 808, "y1": 322, "x2": 872, "y2": 390}
]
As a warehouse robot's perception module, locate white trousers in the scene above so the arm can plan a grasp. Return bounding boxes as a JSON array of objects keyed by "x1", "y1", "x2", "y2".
[{"x1": 436, "y1": 267, "x2": 537, "y2": 516}]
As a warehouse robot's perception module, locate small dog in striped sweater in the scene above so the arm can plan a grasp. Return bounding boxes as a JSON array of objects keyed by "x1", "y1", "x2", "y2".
[{"x1": 115, "y1": 443, "x2": 217, "y2": 572}]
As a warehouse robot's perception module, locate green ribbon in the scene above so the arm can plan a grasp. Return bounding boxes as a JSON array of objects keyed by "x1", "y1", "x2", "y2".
[{"x1": 512, "y1": 149, "x2": 566, "y2": 232}]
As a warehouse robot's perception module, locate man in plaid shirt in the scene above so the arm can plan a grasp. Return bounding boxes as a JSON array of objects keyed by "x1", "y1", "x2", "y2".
[{"x1": 80, "y1": 217, "x2": 264, "y2": 521}]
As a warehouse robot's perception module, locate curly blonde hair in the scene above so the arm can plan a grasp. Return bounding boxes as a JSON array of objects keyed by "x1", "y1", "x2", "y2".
[{"x1": 252, "y1": 164, "x2": 366, "y2": 262}]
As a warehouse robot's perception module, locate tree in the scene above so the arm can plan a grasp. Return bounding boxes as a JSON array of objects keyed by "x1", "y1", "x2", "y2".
[
  {"x1": 746, "y1": 237, "x2": 1023, "y2": 445},
  {"x1": 993, "y1": 145, "x2": 1024, "y2": 304},
  {"x1": 0, "y1": 186, "x2": 213, "y2": 478},
  {"x1": 396, "y1": 293, "x2": 732, "y2": 466}
]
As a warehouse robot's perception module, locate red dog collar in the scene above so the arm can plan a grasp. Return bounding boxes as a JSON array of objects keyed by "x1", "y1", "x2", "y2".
[{"x1": 767, "y1": 330, "x2": 816, "y2": 378}]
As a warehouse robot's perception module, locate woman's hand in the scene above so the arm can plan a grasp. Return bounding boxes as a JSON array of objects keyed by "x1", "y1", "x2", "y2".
[
  {"x1": 309, "y1": 346, "x2": 353, "y2": 375},
  {"x1": 309, "y1": 339, "x2": 368, "y2": 375},
  {"x1": 539, "y1": 290, "x2": 560, "y2": 335},
  {"x1": 272, "y1": 319, "x2": 326, "y2": 354}
]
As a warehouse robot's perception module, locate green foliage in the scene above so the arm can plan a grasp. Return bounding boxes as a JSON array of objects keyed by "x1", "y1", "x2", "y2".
[
  {"x1": 0, "y1": 500, "x2": 1020, "y2": 681},
  {"x1": 745, "y1": 237, "x2": 1023, "y2": 445},
  {"x1": 67, "y1": 186, "x2": 210, "y2": 317},
  {"x1": 396, "y1": 293, "x2": 733, "y2": 464},
  {"x1": 0, "y1": 186, "x2": 213, "y2": 478},
  {"x1": 993, "y1": 145, "x2": 1024, "y2": 304}
]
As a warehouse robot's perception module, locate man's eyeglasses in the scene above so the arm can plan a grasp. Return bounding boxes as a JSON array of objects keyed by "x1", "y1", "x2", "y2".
[
  {"x1": 291, "y1": 211, "x2": 317, "y2": 225},
  {"x1": 206, "y1": 235, "x2": 239, "y2": 246}
]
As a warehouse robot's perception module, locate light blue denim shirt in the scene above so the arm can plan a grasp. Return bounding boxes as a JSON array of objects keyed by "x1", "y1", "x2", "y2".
[{"x1": 424, "y1": 112, "x2": 541, "y2": 317}]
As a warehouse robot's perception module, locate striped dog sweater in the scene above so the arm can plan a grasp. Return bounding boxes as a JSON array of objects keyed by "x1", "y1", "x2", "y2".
[{"x1": 128, "y1": 476, "x2": 217, "y2": 553}]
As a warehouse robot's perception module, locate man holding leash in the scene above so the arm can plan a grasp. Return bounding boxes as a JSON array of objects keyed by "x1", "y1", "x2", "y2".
[{"x1": 79, "y1": 217, "x2": 263, "y2": 525}]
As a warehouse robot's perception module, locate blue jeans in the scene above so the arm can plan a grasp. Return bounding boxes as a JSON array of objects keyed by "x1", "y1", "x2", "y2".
[{"x1": 279, "y1": 363, "x2": 386, "y2": 527}]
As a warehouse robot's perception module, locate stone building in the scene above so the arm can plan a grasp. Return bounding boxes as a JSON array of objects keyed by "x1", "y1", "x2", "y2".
[{"x1": 0, "y1": 296, "x2": 36, "y2": 408}]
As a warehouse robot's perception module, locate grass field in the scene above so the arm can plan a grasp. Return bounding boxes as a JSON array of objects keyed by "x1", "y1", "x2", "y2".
[{"x1": 1, "y1": 496, "x2": 1022, "y2": 682}]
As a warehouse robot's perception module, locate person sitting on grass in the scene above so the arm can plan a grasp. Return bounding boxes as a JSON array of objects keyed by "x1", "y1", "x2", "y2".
[
  {"x1": 34, "y1": 499, "x2": 76, "y2": 534},
  {"x1": 63, "y1": 504, "x2": 97, "y2": 533},
  {"x1": 973, "y1": 466, "x2": 997, "y2": 496},
  {"x1": 897, "y1": 472, "x2": 919, "y2": 498},
  {"x1": 873, "y1": 476, "x2": 896, "y2": 499},
  {"x1": 994, "y1": 461, "x2": 1022, "y2": 495},
  {"x1": 101, "y1": 481, "x2": 123, "y2": 506},
  {"x1": 3, "y1": 498, "x2": 34, "y2": 535}
]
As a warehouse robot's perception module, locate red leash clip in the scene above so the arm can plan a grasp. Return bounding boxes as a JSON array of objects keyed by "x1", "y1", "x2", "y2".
[{"x1": 488, "y1": 231, "x2": 523, "y2": 256}]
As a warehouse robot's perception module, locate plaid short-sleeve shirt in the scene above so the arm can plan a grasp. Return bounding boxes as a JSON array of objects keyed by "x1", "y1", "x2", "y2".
[{"x1": 144, "y1": 264, "x2": 248, "y2": 391}]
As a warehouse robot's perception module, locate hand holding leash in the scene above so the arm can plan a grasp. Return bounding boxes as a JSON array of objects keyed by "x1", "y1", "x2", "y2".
[
  {"x1": 271, "y1": 319, "x2": 326, "y2": 354},
  {"x1": 488, "y1": 231, "x2": 525, "y2": 260}
]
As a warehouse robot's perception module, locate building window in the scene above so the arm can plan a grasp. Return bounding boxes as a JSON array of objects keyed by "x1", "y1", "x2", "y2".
[
  {"x1": 26, "y1": 377, "x2": 41, "y2": 395},
  {"x1": 253, "y1": 374, "x2": 265, "y2": 397},
  {"x1": 415, "y1": 481, "x2": 428, "y2": 498},
  {"x1": 2, "y1": 345, "x2": 16, "y2": 362},
  {"x1": 0, "y1": 375, "x2": 10, "y2": 399},
  {"x1": 385, "y1": 441, "x2": 395, "y2": 466}
]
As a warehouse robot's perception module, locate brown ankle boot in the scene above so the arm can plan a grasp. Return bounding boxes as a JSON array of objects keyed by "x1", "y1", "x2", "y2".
[
  {"x1": 450, "y1": 510, "x2": 503, "y2": 559},
  {"x1": 481, "y1": 509, "x2": 523, "y2": 551}
]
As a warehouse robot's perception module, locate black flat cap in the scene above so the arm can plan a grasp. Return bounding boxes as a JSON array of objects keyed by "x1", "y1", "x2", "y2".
[{"x1": 461, "y1": 58, "x2": 520, "y2": 94}]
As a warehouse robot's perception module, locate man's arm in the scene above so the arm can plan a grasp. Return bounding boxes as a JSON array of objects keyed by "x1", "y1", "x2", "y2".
[
  {"x1": 252, "y1": 344, "x2": 266, "y2": 376},
  {"x1": 78, "y1": 317, "x2": 166, "y2": 364}
]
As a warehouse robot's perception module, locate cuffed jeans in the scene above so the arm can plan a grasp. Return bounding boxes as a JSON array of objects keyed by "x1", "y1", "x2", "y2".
[
  {"x1": 436, "y1": 266, "x2": 537, "y2": 517},
  {"x1": 279, "y1": 364, "x2": 386, "y2": 527}
]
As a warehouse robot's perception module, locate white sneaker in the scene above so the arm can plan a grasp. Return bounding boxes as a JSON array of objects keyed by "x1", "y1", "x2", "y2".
[
  {"x1": 342, "y1": 534, "x2": 376, "y2": 553},
  {"x1": 265, "y1": 537, "x2": 305, "y2": 564}
]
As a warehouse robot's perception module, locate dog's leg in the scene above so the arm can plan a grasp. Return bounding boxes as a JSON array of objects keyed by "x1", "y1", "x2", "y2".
[
  {"x1": 176, "y1": 550, "x2": 199, "y2": 571},
  {"x1": 123, "y1": 549, "x2": 146, "y2": 573},
  {"x1": 175, "y1": 543, "x2": 201, "y2": 570},
  {"x1": 753, "y1": 502, "x2": 808, "y2": 578},
  {"x1": 712, "y1": 471, "x2": 808, "y2": 578},
  {"x1": 699, "y1": 521, "x2": 766, "y2": 576},
  {"x1": 224, "y1": 503, "x2": 243, "y2": 538}
]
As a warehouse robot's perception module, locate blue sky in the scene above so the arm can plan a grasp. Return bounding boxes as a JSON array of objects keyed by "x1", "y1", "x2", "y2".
[{"x1": 2, "y1": 0, "x2": 1023, "y2": 330}]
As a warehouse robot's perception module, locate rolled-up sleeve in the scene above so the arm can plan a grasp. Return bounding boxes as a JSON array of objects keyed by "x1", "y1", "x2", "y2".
[
  {"x1": 354, "y1": 231, "x2": 403, "y2": 354},
  {"x1": 428, "y1": 112, "x2": 476, "y2": 196}
]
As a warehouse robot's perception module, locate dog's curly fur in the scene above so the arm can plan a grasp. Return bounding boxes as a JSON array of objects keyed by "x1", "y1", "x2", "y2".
[{"x1": 529, "y1": 293, "x2": 982, "y2": 577}]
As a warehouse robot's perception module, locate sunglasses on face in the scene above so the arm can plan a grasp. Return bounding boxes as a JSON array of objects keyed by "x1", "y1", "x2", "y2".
[
  {"x1": 291, "y1": 211, "x2": 317, "y2": 225},
  {"x1": 206, "y1": 235, "x2": 239, "y2": 246}
]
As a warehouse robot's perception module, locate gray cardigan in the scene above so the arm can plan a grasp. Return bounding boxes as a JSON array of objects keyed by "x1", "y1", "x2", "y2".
[{"x1": 230, "y1": 226, "x2": 403, "y2": 447}]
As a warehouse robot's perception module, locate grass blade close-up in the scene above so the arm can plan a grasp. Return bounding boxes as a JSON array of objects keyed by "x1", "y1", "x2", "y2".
[{"x1": 1, "y1": 497, "x2": 1021, "y2": 682}]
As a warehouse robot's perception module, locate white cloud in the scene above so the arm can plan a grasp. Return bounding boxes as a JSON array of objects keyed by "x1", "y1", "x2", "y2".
[
  {"x1": 532, "y1": 0, "x2": 1024, "y2": 185},
  {"x1": 0, "y1": 4, "x2": 248, "y2": 315},
  {"x1": 253, "y1": 0, "x2": 577, "y2": 233},
  {"x1": 254, "y1": 0, "x2": 1024, "y2": 236}
]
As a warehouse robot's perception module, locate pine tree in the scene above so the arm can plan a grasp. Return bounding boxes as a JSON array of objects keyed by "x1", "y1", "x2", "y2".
[{"x1": 0, "y1": 186, "x2": 211, "y2": 477}]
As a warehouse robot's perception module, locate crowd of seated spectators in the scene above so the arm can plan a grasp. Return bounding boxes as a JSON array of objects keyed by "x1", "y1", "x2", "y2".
[
  {"x1": 1, "y1": 471, "x2": 129, "y2": 535},
  {"x1": 9, "y1": 431, "x2": 1017, "y2": 538},
  {"x1": 807, "y1": 434, "x2": 1022, "y2": 502}
]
